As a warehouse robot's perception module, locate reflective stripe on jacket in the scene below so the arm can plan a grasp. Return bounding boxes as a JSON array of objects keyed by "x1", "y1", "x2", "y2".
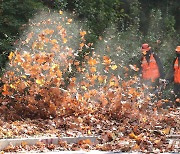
[
  {"x1": 174, "y1": 57, "x2": 180, "y2": 83},
  {"x1": 141, "y1": 53, "x2": 160, "y2": 81}
]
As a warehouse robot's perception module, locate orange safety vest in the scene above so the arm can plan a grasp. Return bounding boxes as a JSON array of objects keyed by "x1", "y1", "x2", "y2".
[
  {"x1": 174, "y1": 57, "x2": 180, "y2": 83},
  {"x1": 141, "y1": 54, "x2": 160, "y2": 81}
]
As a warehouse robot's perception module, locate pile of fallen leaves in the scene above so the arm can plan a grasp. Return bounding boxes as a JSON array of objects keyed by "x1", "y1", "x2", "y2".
[{"x1": 0, "y1": 10, "x2": 179, "y2": 153}]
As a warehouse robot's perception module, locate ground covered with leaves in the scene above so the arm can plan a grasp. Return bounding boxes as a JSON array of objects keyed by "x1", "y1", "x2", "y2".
[
  {"x1": 0, "y1": 10, "x2": 179, "y2": 153},
  {"x1": 0, "y1": 104, "x2": 180, "y2": 153}
]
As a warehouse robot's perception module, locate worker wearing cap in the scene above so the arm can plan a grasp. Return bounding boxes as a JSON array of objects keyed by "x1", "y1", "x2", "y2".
[
  {"x1": 166, "y1": 46, "x2": 180, "y2": 106},
  {"x1": 140, "y1": 43, "x2": 165, "y2": 85}
]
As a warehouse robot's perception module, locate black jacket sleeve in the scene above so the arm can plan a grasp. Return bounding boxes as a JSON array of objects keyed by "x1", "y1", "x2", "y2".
[
  {"x1": 165, "y1": 58, "x2": 176, "y2": 83},
  {"x1": 153, "y1": 53, "x2": 165, "y2": 79}
]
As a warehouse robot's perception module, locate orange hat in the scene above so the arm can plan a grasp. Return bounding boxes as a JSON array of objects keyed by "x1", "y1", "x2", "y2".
[
  {"x1": 175, "y1": 46, "x2": 180, "y2": 52},
  {"x1": 141, "y1": 43, "x2": 151, "y2": 52}
]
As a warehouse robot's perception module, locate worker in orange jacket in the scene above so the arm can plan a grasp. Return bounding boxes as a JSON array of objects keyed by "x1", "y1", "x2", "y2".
[
  {"x1": 166, "y1": 46, "x2": 180, "y2": 106},
  {"x1": 139, "y1": 43, "x2": 165, "y2": 92}
]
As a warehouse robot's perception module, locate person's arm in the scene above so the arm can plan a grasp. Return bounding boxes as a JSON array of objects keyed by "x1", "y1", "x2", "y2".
[
  {"x1": 165, "y1": 59, "x2": 176, "y2": 83},
  {"x1": 166, "y1": 68, "x2": 174, "y2": 83},
  {"x1": 153, "y1": 53, "x2": 165, "y2": 79}
]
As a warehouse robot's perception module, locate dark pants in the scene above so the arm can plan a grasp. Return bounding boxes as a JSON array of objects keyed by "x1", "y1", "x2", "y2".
[
  {"x1": 174, "y1": 83, "x2": 180, "y2": 107},
  {"x1": 142, "y1": 79, "x2": 160, "y2": 93},
  {"x1": 174, "y1": 83, "x2": 180, "y2": 98},
  {"x1": 142, "y1": 79, "x2": 162, "y2": 101}
]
